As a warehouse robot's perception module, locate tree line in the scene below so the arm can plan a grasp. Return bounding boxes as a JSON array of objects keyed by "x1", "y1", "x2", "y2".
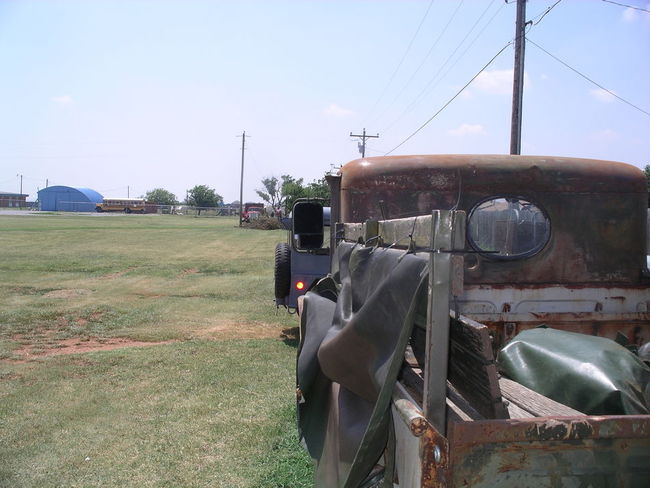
[
  {"x1": 143, "y1": 174, "x2": 330, "y2": 212},
  {"x1": 143, "y1": 186, "x2": 223, "y2": 208}
]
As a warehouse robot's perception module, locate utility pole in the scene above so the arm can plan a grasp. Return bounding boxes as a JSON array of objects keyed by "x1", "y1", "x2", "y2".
[
  {"x1": 510, "y1": 0, "x2": 527, "y2": 155},
  {"x1": 127, "y1": 186, "x2": 130, "y2": 198},
  {"x1": 238, "y1": 131, "x2": 249, "y2": 227},
  {"x1": 350, "y1": 128, "x2": 379, "y2": 158},
  {"x1": 17, "y1": 174, "x2": 23, "y2": 194}
]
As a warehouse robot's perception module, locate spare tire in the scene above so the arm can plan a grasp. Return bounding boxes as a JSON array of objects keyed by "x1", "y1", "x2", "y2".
[{"x1": 274, "y1": 242, "x2": 291, "y2": 300}]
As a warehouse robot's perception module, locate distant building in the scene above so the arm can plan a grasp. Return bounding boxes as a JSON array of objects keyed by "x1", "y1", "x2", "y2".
[
  {"x1": 0, "y1": 192, "x2": 28, "y2": 208},
  {"x1": 37, "y1": 186, "x2": 103, "y2": 212}
]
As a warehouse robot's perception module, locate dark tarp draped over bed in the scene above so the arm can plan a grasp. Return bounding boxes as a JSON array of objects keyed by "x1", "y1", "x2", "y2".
[{"x1": 297, "y1": 242, "x2": 428, "y2": 488}]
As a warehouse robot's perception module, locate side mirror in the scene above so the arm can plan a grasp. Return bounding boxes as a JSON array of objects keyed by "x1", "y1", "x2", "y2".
[{"x1": 293, "y1": 201, "x2": 324, "y2": 250}]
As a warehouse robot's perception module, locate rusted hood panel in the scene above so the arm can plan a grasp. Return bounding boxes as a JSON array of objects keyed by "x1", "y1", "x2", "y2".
[{"x1": 339, "y1": 155, "x2": 648, "y2": 285}]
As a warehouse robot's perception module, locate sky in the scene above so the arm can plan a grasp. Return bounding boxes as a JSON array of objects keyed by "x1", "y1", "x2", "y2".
[{"x1": 0, "y1": 0, "x2": 649, "y2": 203}]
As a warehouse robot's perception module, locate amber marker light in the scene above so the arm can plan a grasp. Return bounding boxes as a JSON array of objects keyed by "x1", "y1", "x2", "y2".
[{"x1": 295, "y1": 281, "x2": 305, "y2": 290}]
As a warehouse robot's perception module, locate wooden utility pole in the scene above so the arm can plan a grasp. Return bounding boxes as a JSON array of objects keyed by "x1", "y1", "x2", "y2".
[
  {"x1": 350, "y1": 128, "x2": 379, "y2": 158},
  {"x1": 238, "y1": 131, "x2": 247, "y2": 227},
  {"x1": 510, "y1": 0, "x2": 527, "y2": 155}
]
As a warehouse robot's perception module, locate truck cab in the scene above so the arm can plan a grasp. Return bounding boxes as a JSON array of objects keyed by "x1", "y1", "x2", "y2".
[{"x1": 294, "y1": 155, "x2": 649, "y2": 346}]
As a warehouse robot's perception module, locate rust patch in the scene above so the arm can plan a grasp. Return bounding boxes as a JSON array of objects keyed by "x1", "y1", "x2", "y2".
[
  {"x1": 421, "y1": 420, "x2": 449, "y2": 488},
  {"x1": 497, "y1": 451, "x2": 529, "y2": 473}
]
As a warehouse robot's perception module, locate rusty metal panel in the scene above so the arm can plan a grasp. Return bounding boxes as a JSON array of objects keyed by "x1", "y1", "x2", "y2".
[
  {"x1": 339, "y1": 155, "x2": 648, "y2": 286},
  {"x1": 446, "y1": 416, "x2": 650, "y2": 487},
  {"x1": 393, "y1": 382, "x2": 453, "y2": 488},
  {"x1": 453, "y1": 284, "x2": 650, "y2": 349}
]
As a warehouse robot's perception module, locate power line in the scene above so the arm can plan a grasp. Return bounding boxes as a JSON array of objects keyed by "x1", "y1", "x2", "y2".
[
  {"x1": 434, "y1": 1, "x2": 507, "y2": 92},
  {"x1": 373, "y1": 0, "x2": 467, "y2": 126},
  {"x1": 364, "y1": 0, "x2": 436, "y2": 124},
  {"x1": 527, "y1": 38, "x2": 650, "y2": 117},
  {"x1": 601, "y1": 0, "x2": 650, "y2": 13},
  {"x1": 530, "y1": 0, "x2": 564, "y2": 26},
  {"x1": 381, "y1": 0, "x2": 502, "y2": 133},
  {"x1": 385, "y1": 41, "x2": 513, "y2": 155}
]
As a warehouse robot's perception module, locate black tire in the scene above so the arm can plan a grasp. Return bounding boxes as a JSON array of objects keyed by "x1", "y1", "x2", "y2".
[{"x1": 274, "y1": 242, "x2": 291, "y2": 300}]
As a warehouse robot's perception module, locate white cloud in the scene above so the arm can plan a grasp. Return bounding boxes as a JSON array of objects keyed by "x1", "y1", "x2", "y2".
[
  {"x1": 323, "y1": 103, "x2": 354, "y2": 117},
  {"x1": 473, "y1": 69, "x2": 532, "y2": 95},
  {"x1": 474, "y1": 69, "x2": 513, "y2": 95},
  {"x1": 621, "y1": 5, "x2": 650, "y2": 24},
  {"x1": 51, "y1": 95, "x2": 73, "y2": 105},
  {"x1": 623, "y1": 7, "x2": 638, "y2": 22},
  {"x1": 591, "y1": 128, "x2": 620, "y2": 143},
  {"x1": 459, "y1": 89, "x2": 474, "y2": 100},
  {"x1": 448, "y1": 123, "x2": 486, "y2": 137},
  {"x1": 590, "y1": 88, "x2": 617, "y2": 103}
]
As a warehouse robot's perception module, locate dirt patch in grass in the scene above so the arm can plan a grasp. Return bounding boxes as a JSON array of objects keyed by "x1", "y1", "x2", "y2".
[
  {"x1": 3, "y1": 322, "x2": 297, "y2": 363},
  {"x1": 75, "y1": 311, "x2": 104, "y2": 326},
  {"x1": 96, "y1": 267, "x2": 137, "y2": 280},
  {"x1": 191, "y1": 320, "x2": 287, "y2": 340},
  {"x1": 178, "y1": 267, "x2": 199, "y2": 277},
  {"x1": 43, "y1": 288, "x2": 93, "y2": 299},
  {"x1": 7, "y1": 337, "x2": 175, "y2": 360}
]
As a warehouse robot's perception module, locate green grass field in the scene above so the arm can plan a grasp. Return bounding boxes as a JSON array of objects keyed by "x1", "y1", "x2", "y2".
[{"x1": 0, "y1": 213, "x2": 313, "y2": 487}]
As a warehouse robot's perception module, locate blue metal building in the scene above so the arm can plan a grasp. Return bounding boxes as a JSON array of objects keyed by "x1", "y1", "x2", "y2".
[{"x1": 37, "y1": 186, "x2": 104, "y2": 212}]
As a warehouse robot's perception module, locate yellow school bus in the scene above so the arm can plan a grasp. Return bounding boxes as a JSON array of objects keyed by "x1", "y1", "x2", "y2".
[{"x1": 96, "y1": 198, "x2": 146, "y2": 213}]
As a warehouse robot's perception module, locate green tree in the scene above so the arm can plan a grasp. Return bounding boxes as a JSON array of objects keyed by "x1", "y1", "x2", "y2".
[
  {"x1": 279, "y1": 175, "x2": 305, "y2": 213},
  {"x1": 305, "y1": 177, "x2": 330, "y2": 202},
  {"x1": 187, "y1": 185, "x2": 223, "y2": 208},
  {"x1": 256, "y1": 175, "x2": 304, "y2": 213},
  {"x1": 256, "y1": 177, "x2": 282, "y2": 209},
  {"x1": 144, "y1": 188, "x2": 177, "y2": 206},
  {"x1": 257, "y1": 175, "x2": 331, "y2": 214}
]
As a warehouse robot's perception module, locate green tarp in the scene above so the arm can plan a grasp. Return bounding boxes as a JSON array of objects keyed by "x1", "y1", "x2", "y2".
[{"x1": 498, "y1": 327, "x2": 650, "y2": 415}]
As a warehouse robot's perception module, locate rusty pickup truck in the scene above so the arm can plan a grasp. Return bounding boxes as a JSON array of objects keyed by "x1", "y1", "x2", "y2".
[{"x1": 292, "y1": 155, "x2": 650, "y2": 487}]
